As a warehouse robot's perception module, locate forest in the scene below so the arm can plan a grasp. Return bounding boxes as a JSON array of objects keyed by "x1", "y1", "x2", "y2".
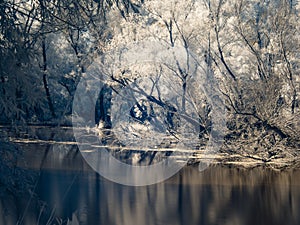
[{"x1": 0, "y1": 0, "x2": 300, "y2": 165}]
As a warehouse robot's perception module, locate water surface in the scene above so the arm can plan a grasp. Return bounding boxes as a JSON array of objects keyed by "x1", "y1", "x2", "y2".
[{"x1": 1, "y1": 127, "x2": 300, "y2": 225}]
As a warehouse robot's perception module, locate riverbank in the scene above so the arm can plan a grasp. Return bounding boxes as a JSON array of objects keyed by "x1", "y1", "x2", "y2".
[
  {"x1": 190, "y1": 152, "x2": 300, "y2": 171},
  {"x1": 9, "y1": 138, "x2": 300, "y2": 172},
  {"x1": 1, "y1": 125, "x2": 300, "y2": 171}
]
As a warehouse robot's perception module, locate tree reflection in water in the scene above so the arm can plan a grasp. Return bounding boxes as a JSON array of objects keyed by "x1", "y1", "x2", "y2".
[{"x1": 1, "y1": 142, "x2": 300, "y2": 225}]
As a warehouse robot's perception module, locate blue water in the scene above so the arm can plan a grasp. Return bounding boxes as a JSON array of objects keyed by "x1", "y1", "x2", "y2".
[{"x1": 0, "y1": 136, "x2": 300, "y2": 225}]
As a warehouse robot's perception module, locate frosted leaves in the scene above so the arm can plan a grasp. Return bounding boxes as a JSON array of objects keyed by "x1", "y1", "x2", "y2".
[{"x1": 72, "y1": 40, "x2": 226, "y2": 186}]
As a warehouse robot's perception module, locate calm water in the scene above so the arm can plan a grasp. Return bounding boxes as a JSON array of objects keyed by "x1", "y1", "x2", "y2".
[{"x1": 1, "y1": 127, "x2": 300, "y2": 225}]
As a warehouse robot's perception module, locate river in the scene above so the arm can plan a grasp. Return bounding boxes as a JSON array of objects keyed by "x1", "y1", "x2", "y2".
[{"x1": 0, "y1": 126, "x2": 300, "y2": 225}]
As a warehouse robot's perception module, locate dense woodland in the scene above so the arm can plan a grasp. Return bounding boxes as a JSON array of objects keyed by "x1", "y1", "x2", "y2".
[{"x1": 0, "y1": 0, "x2": 300, "y2": 162}]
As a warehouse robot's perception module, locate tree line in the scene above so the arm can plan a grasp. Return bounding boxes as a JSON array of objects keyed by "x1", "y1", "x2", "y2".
[{"x1": 0, "y1": 0, "x2": 299, "y2": 161}]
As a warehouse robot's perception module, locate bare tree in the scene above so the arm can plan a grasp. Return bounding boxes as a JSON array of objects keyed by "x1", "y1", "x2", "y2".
[{"x1": 205, "y1": 0, "x2": 300, "y2": 161}]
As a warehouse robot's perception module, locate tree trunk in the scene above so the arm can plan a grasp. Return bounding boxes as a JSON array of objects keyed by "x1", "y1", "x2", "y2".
[
  {"x1": 42, "y1": 36, "x2": 56, "y2": 119},
  {"x1": 95, "y1": 84, "x2": 112, "y2": 128}
]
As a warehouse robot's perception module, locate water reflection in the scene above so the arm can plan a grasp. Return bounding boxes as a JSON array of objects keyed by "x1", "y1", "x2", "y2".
[{"x1": 0, "y1": 127, "x2": 300, "y2": 225}]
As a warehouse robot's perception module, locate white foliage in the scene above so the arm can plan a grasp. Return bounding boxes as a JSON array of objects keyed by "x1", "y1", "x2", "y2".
[{"x1": 106, "y1": 0, "x2": 209, "y2": 51}]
